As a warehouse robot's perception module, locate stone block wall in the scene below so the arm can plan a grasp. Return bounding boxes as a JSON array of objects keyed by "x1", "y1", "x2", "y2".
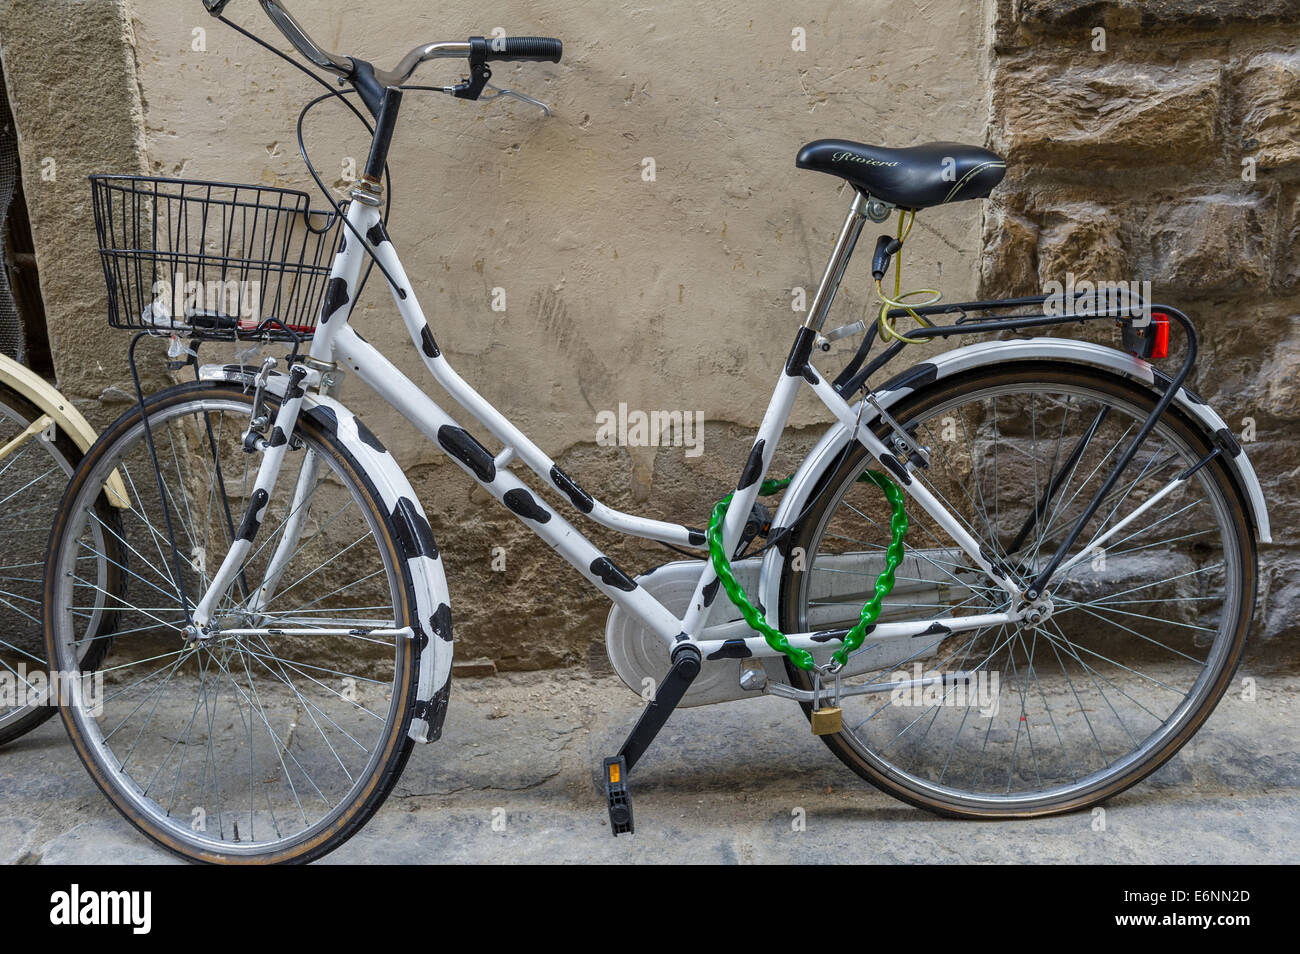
[{"x1": 983, "y1": 0, "x2": 1300, "y2": 647}]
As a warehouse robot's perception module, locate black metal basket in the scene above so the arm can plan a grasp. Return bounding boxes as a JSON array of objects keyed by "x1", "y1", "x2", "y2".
[{"x1": 90, "y1": 175, "x2": 345, "y2": 341}]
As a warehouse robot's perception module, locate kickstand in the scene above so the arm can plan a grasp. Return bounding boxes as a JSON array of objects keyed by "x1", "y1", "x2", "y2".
[{"x1": 603, "y1": 644, "x2": 701, "y2": 836}]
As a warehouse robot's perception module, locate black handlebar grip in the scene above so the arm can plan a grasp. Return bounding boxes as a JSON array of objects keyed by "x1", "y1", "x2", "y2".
[{"x1": 477, "y1": 36, "x2": 563, "y2": 63}]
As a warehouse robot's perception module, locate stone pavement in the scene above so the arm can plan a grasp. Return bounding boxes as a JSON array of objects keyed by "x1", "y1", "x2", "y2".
[{"x1": 1, "y1": 668, "x2": 1296, "y2": 864}]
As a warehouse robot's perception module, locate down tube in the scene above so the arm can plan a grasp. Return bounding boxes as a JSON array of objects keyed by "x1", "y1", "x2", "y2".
[
  {"x1": 332, "y1": 325, "x2": 687, "y2": 644},
  {"x1": 355, "y1": 216, "x2": 700, "y2": 549}
]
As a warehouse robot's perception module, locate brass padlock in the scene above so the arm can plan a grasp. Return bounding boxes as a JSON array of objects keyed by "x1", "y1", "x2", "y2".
[{"x1": 810, "y1": 705, "x2": 843, "y2": 735}]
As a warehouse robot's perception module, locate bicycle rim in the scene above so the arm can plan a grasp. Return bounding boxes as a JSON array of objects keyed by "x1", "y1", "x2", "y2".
[
  {"x1": 780, "y1": 364, "x2": 1253, "y2": 815},
  {"x1": 46, "y1": 384, "x2": 416, "y2": 861},
  {"x1": 0, "y1": 384, "x2": 99, "y2": 743}
]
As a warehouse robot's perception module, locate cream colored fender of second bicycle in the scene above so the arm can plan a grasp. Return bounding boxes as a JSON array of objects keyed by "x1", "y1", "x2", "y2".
[{"x1": 0, "y1": 353, "x2": 130, "y2": 507}]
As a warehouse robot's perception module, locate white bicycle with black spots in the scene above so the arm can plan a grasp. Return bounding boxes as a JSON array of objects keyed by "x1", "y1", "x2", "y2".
[{"x1": 45, "y1": 0, "x2": 1270, "y2": 863}]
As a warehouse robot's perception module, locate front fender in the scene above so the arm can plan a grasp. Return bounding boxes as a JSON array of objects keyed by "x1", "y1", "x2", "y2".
[
  {"x1": 757, "y1": 338, "x2": 1272, "y2": 620},
  {"x1": 199, "y1": 364, "x2": 452, "y2": 743}
]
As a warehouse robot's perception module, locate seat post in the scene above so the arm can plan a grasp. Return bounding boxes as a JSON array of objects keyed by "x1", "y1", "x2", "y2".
[{"x1": 804, "y1": 191, "x2": 869, "y2": 332}]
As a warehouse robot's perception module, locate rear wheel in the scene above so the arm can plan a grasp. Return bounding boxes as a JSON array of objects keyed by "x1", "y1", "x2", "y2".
[
  {"x1": 45, "y1": 382, "x2": 420, "y2": 863},
  {"x1": 778, "y1": 363, "x2": 1255, "y2": 817}
]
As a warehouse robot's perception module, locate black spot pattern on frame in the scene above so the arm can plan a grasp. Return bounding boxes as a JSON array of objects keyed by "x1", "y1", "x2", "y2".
[
  {"x1": 590, "y1": 556, "x2": 637, "y2": 592},
  {"x1": 702, "y1": 577, "x2": 720, "y2": 607},
  {"x1": 503, "y1": 488, "x2": 551, "y2": 523},
  {"x1": 390, "y1": 497, "x2": 439, "y2": 559},
  {"x1": 237, "y1": 488, "x2": 270, "y2": 542},
  {"x1": 437, "y1": 425, "x2": 496, "y2": 482},
  {"x1": 738, "y1": 439, "x2": 765, "y2": 490},
  {"x1": 979, "y1": 545, "x2": 1008, "y2": 579},
  {"x1": 917, "y1": 622, "x2": 951, "y2": 636},
  {"x1": 284, "y1": 366, "x2": 308, "y2": 401},
  {"x1": 268, "y1": 426, "x2": 287, "y2": 448},
  {"x1": 420, "y1": 324, "x2": 440, "y2": 358},
  {"x1": 320, "y1": 277, "x2": 349, "y2": 324},
  {"x1": 811, "y1": 627, "x2": 854, "y2": 643},
  {"x1": 550, "y1": 466, "x2": 594, "y2": 514},
  {"x1": 366, "y1": 222, "x2": 391, "y2": 247},
  {"x1": 706, "y1": 639, "x2": 753, "y2": 660},
  {"x1": 784, "y1": 326, "x2": 815, "y2": 378},
  {"x1": 429, "y1": 603, "x2": 453, "y2": 642}
]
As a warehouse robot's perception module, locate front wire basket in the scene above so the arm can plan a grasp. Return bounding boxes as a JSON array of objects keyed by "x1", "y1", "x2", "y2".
[{"x1": 90, "y1": 175, "x2": 345, "y2": 341}]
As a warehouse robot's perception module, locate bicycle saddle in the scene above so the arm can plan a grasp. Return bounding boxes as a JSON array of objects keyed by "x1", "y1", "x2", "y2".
[{"x1": 796, "y1": 139, "x2": 1005, "y2": 210}]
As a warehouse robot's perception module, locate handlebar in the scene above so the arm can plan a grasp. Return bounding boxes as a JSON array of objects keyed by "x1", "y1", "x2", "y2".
[
  {"x1": 204, "y1": 0, "x2": 562, "y2": 90},
  {"x1": 482, "y1": 36, "x2": 565, "y2": 62}
]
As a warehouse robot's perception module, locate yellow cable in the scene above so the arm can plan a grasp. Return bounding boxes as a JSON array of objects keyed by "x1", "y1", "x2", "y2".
[{"x1": 875, "y1": 210, "x2": 941, "y2": 344}]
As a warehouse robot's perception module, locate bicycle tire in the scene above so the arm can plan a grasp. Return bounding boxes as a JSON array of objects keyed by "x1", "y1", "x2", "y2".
[
  {"x1": 45, "y1": 381, "x2": 420, "y2": 863},
  {"x1": 778, "y1": 362, "x2": 1256, "y2": 818}
]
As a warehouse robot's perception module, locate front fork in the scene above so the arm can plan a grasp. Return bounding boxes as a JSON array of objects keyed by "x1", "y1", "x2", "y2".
[{"x1": 189, "y1": 363, "x2": 313, "y2": 633}]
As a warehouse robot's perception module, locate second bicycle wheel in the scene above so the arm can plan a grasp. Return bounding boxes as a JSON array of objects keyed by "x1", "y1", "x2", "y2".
[
  {"x1": 45, "y1": 381, "x2": 420, "y2": 863},
  {"x1": 779, "y1": 362, "x2": 1256, "y2": 817},
  {"x1": 0, "y1": 381, "x2": 119, "y2": 745}
]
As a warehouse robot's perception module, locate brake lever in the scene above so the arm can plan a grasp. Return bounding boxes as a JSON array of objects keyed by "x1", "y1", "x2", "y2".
[{"x1": 481, "y1": 83, "x2": 552, "y2": 116}]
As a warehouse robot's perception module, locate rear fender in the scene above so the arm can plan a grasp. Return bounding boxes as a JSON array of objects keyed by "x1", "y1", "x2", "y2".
[{"x1": 758, "y1": 338, "x2": 1272, "y2": 627}]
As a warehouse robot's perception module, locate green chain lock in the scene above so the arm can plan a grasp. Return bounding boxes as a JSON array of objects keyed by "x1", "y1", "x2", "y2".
[{"x1": 706, "y1": 470, "x2": 907, "y2": 671}]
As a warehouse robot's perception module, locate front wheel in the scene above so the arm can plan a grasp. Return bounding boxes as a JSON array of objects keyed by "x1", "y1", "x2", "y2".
[
  {"x1": 778, "y1": 362, "x2": 1256, "y2": 818},
  {"x1": 45, "y1": 382, "x2": 421, "y2": 863}
]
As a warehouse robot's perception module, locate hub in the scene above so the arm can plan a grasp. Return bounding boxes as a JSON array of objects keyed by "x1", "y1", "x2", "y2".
[{"x1": 1021, "y1": 594, "x2": 1054, "y2": 627}]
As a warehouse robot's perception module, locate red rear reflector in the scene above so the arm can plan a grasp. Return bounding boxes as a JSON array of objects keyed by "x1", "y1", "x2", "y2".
[{"x1": 1150, "y1": 312, "x2": 1169, "y2": 360}]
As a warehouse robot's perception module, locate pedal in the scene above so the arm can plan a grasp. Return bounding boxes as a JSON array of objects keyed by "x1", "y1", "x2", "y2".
[
  {"x1": 810, "y1": 705, "x2": 843, "y2": 735},
  {"x1": 605, "y1": 643, "x2": 700, "y2": 836},
  {"x1": 603, "y1": 756, "x2": 634, "y2": 836}
]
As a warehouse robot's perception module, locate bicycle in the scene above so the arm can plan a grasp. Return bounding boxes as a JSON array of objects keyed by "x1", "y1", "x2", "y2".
[
  {"x1": 44, "y1": 0, "x2": 1271, "y2": 863},
  {"x1": 0, "y1": 353, "x2": 128, "y2": 744}
]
